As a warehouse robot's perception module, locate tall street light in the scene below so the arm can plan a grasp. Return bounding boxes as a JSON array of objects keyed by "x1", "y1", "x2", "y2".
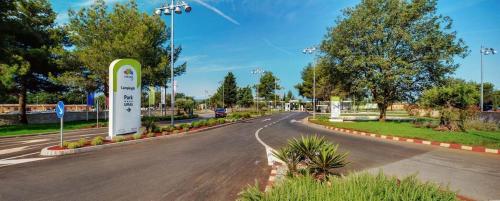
[
  {"x1": 303, "y1": 46, "x2": 317, "y2": 119},
  {"x1": 480, "y1": 46, "x2": 496, "y2": 112},
  {"x1": 219, "y1": 80, "x2": 225, "y2": 108},
  {"x1": 251, "y1": 68, "x2": 264, "y2": 112},
  {"x1": 155, "y1": 0, "x2": 192, "y2": 126}
]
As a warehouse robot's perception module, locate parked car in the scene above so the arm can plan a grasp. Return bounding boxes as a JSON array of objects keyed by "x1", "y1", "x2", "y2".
[{"x1": 214, "y1": 108, "x2": 227, "y2": 118}]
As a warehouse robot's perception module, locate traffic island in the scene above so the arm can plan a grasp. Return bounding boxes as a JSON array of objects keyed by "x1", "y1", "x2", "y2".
[
  {"x1": 41, "y1": 117, "x2": 254, "y2": 156},
  {"x1": 306, "y1": 118, "x2": 500, "y2": 155}
]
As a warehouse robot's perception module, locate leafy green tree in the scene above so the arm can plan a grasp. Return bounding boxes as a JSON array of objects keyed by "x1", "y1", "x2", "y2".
[
  {"x1": 176, "y1": 98, "x2": 194, "y2": 115},
  {"x1": 62, "y1": 0, "x2": 186, "y2": 96},
  {"x1": 237, "y1": 86, "x2": 254, "y2": 108},
  {"x1": 420, "y1": 79, "x2": 479, "y2": 131},
  {"x1": 0, "y1": 0, "x2": 66, "y2": 123},
  {"x1": 285, "y1": 90, "x2": 295, "y2": 102},
  {"x1": 223, "y1": 72, "x2": 238, "y2": 108},
  {"x1": 257, "y1": 71, "x2": 281, "y2": 101},
  {"x1": 320, "y1": 0, "x2": 468, "y2": 121},
  {"x1": 478, "y1": 82, "x2": 497, "y2": 110},
  {"x1": 295, "y1": 64, "x2": 314, "y2": 99}
]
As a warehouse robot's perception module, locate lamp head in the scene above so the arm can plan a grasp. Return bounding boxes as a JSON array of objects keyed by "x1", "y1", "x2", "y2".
[
  {"x1": 184, "y1": 4, "x2": 192, "y2": 12},
  {"x1": 155, "y1": 9, "x2": 162, "y2": 15},
  {"x1": 175, "y1": 6, "x2": 182, "y2": 14},
  {"x1": 164, "y1": 8, "x2": 171, "y2": 15}
]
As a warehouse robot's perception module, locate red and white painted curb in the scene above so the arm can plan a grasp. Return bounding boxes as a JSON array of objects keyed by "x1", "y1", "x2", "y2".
[
  {"x1": 310, "y1": 121, "x2": 500, "y2": 155},
  {"x1": 265, "y1": 162, "x2": 283, "y2": 191}
]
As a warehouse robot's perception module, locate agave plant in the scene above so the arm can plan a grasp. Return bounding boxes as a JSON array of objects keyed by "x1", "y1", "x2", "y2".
[
  {"x1": 288, "y1": 135, "x2": 328, "y2": 163},
  {"x1": 309, "y1": 144, "x2": 348, "y2": 179},
  {"x1": 272, "y1": 146, "x2": 301, "y2": 174}
]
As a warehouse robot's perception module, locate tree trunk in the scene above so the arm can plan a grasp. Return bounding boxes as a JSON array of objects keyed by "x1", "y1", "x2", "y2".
[
  {"x1": 378, "y1": 103, "x2": 387, "y2": 122},
  {"x1": 18, "y1": 87, "x2": 28, "y2": 124}
]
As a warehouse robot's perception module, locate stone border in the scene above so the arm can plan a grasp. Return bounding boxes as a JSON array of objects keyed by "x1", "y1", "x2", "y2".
[
  {"x1": 41, "y1": 118, "x2": 257, "y2": 156},
  {"x1": 307, "y1": 119, "x2": 500, "y2": 155}
]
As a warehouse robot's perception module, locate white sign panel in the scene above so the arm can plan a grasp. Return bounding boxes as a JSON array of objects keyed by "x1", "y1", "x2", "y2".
[
  {"x1": 160, "y1": 86, "x2": 166, "y2": 104},
  {"x1": 330, "y1": 96, "x2": 343, "y2": 122},
  {"x1": 109, "y1": 59, "x2": 141, "y2": 138}
]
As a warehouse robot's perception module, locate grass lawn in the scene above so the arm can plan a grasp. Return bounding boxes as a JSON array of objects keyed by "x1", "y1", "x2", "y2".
[
  {"x1": 311, "y1": 119, "x2": 500, "y2": 149},
  {"x1": 0, "y1": 121, "x2": 106, "y2": 137}
]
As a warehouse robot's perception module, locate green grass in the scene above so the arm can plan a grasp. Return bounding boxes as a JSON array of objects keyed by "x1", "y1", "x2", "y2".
[
  {"x1": 311, "y1": 119, "x2": 500, "y2": 149},
  {"x1": 238, "y1": 172, "x2": 458, "y2": 201},
  {"x1": 0, "y1": 121, "x2": 107, "y2": 137}
]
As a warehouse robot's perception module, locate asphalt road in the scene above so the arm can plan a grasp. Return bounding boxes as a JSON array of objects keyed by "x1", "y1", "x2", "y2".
[
  {"x1": 0, "y1": 112, "x2": 498, "y2": 200},
  {"x1": 0, "y1": 113, "x2": 213, "y2": 164}
]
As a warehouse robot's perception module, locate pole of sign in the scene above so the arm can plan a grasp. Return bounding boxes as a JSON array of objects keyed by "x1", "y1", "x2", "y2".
[
  {"x1": 60, "y1": 116, "x2": 63, "y2": 147},
  {"x1": 96, "y1": 97, "x2": 99, "y2": 128}
]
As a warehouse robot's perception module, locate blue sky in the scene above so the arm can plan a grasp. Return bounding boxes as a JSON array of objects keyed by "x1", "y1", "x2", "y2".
[{"x1": 50, "y1": 0, "x2": 500, "y2": 99}]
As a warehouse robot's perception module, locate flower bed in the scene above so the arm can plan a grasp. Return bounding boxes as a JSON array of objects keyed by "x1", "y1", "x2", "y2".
[{"x1": 46, "y1": 117, "x2": 249, "y2": 151}]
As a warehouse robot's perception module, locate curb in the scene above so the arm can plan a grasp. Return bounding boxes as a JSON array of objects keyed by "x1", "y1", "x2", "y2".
[
  {"x1": 264, "y1": 162, "x2": 283, "y2": 192},
  {"x1": 41, "y1": 117, "x2": 260, "y2": 156},
  {"x1": 308, "y1": 120, "x2": 500, "y2": 155}
]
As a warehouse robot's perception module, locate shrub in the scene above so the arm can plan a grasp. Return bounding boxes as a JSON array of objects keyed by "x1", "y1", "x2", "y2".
[
  {"x1": 147, "y1": 132, "x2": 155, "y2": 137},
  {"x1": 238, "y1": 172, "x2": 458, "y2": 201},
  {"x1": 218, "y1": 118, "x2": 226, "y2": 124},
  {"x1": 183, "y1": 127, "x2": 189, "y2": 132},
  {"x1": 172, "y1": 130, "x2": 179, "y2": 134},
  {"x1": 191, "y1": 121, "x2": 200, "y2": 128},
  {"x1": 62, "y1": 141, "x2": 71, "y2": 148},
  {"x1": 207, "y1": 119, "x2": 217, "y2": 126},
  {"x1": 180, "y1": 123, "x2": 191, "y2": 129},
  {"x1": 113, "y1": 136, "x2": 125, "y2": 142},
  {"x1": 142, "y1": 117, "x2": 157, "y2": 133},
  {"x1": 199, "y1": 120, "x2": 207, "y2": 127},
  {"x1": 67, "y1": 142, "x2": 81, "y2": 149},
  {"x1": 78, "y1": 138, "x2": 89, "y2": 147},
  {"x1": 91, "y1": 136, "x2": 104, "y2": 146},
  {"x1": 133, "y1": 133, "x2": 142, "y2": 140},
  {"x1": 153, "y1": 126, "x2": 161, "y2": 133}
]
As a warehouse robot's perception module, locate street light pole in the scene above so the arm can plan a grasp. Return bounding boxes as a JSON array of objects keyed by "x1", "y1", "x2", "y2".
[
  {"x1": 251, "y1": 68, "x2": 264, "y2": 113},
  {"x1": 303, "y1": 46, "x2": 317, "y2": 118},
  {"x1": 479, "y1": 46, "x2": 497, "y2": 112},
  {"x1": 155, "y1": 0, "x2": 191, "y2": 126}
]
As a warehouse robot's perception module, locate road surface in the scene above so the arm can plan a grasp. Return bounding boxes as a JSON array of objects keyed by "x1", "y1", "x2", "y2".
[{"x1": 0, "y1": 112, "x2": 498, "y2": 200}]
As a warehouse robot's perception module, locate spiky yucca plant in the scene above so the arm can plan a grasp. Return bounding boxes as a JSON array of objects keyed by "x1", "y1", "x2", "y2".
[
  {"x1": 272, "y1": 146, "x2": 301, "y2": 174},
  {"x1": 309, "y1": 144, "x2": 348, "y2": 179}
]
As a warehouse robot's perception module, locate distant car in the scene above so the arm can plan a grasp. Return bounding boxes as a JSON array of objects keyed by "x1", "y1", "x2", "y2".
[{"x1": 214, "y1": 108, "x2": 227, "y2": 118}]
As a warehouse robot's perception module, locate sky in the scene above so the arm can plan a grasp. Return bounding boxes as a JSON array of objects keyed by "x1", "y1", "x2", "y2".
[{"x1": 50, "y1": 0, "x2": 500, "y2": 99}]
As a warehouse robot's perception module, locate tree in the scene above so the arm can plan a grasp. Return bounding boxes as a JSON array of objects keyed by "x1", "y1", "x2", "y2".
[
  {"x1": 419, "y1": 79, "x2": 479, "y2": 131},
  {"x1": 320, "y1": 0, "x2": 468, "y2": 121},
  {"x1": 0, "y1": 0, "x2": 66, "y2": 123},
  {"x1": 62, "y1": 0, "x2": 186, "y2": 96},
  {"x1": 237, "y1": 86, "x2": 254, "y2": 108},
  {"x1": 176, "y1": 98, "x2": 194, "y2": 115},
  {"x1": 295, "y1": 64, "x2": 314, "y2": 99},
  {"x1": 222, "y1": 72, "x2": 238, "y2": 108},
  {"x1": 257, "y1": 72, "x2": 281, "y2": 101}
]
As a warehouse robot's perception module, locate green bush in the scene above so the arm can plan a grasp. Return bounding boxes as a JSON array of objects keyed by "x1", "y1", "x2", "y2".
[
  {"x1": 91, "y1": 136, "x2": 104, "y2": 146},
  {"x1": 207, "y1": 119, "x2": 217, "y2": 126},
  {"x1": 78, "y1": 138, "x2": 89, "y2": 147},
  {"x1": 133, "y1": 133, "x2": 142, "y2": 140},
  {"x1": 113, "y1": 136, "x2": 125, "y2": 142},
  {"x1": 191, "y1": 121, "x2": 201, "y2": 128},
  {"x1": 153, "y1": 126, "x2": 161, "y2": 133},
  {"x1": 218, "y1": 118, "x2": 226, "y2": 124},
  {"x1": 147, "y1": 132, "x2": 155, "y2": 137},
  {"x1": 62, "y1": 141, "x2": 70, "y2": 148},
  {"x1": 67, "y1": 142, "x2": 81, "y2": 149},
  {"x1": 180, "y1": 123, "x2": 191, "y2": 129},
  {"x1": 238, "y1": 172, "x2": 457, "y2": 201},
  {"x1": 172, "y1": 130, "x2": 179, "y2": 134},
  {"x1": 199, "y1": 120, "x2": 207, "y2": 127},
  {"x1": 183, "y1": 127, "x2": 189, "y2": 132}
]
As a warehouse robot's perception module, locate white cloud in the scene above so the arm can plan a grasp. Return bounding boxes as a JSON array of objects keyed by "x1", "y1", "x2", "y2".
[{"x1": 192, "y1": 0, "x2": 240, "y2": 25}]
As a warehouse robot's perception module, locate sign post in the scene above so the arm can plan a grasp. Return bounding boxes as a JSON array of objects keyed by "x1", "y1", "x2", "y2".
[
  {"x1": 56, "y1": 101, "x2": 65, "y2": 147},
  {"x1": 109, "y1": 59, "x2": 141, "y2": 139}
]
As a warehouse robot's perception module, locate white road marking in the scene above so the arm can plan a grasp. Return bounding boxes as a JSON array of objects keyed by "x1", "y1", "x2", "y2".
[
  {"x1": 0, "y1": 146, "x2": 29, "y2": 155},
  {"x1": 290, "y1": 119, "x2": 298, "y2": 123},
  {"x1": 1, "y1": 152, "x2": 39, "y2": 160},
  {"x1": 255, "y1": 113, "x2": 297, "y2": 166},
  {"x1": 21, "y1": 139, "x2": 50, "y2": 144},
  {"x1": 0, "y1": 157, "x2": 50, "y2": 166},
  {"x1": 262, "y1": 118, "x2": 271, "y2": 122}
]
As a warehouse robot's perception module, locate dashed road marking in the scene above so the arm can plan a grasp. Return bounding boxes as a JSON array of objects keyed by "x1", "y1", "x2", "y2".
[{"x1": 0, "y1": 146, "x2": 29, "y2": 155}]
